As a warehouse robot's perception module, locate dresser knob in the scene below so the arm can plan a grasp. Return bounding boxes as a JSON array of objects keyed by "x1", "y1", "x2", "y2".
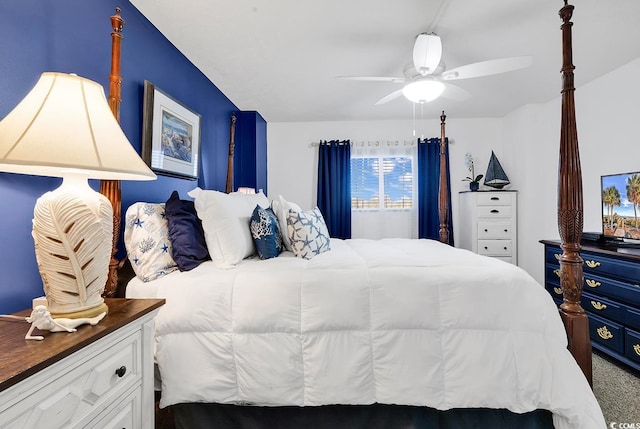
[
  {"x1": 503, "y1": 247, "x2": 507, "y2": 250},
  {"x1": 484, "y1": 229, "x2": 488, "y2": 232},
  {"x1": 490, "y1": 209, "x2": 499, "y2": 213},
  {"x1": 484, "y1": 246, "x2": 488, "y2": 250},
  {"x1": 115, "y1": 366, "x2": 127, "y2": 378},
  {"x1": 504, "y1": 229, "x2": 508, "y2": 232}
]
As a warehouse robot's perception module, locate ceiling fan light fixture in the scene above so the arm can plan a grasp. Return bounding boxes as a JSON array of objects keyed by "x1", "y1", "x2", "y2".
[
  {"x1": 402, "y1": 80, "x2": 445, "y2": 103},
  {"x1": 413, "y1": 33, "x2": 442, "y2": 76}
]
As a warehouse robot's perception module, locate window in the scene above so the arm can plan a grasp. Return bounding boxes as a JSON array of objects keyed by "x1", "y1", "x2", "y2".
[{"x1": 351, "y1": 156, "x2": 414, "y2": 209}]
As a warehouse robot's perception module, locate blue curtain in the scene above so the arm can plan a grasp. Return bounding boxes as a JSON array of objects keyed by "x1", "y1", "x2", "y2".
[
  {"x1": 317, "y1": 140, "x2": 351, "y2": 239},
  {"x1": 418, "y1": 138, "x2": 454, "y2": 244}
]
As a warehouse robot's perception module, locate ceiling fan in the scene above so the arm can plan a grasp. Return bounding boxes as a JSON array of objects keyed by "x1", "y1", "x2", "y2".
[{"x1": 339, "y1": 33, "x2": 532, "y2": 105}]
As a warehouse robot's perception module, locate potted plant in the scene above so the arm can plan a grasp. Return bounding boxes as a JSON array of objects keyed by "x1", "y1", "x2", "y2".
[{"x1": 462, "y1": 153, "x2": 483, "y2": 191}]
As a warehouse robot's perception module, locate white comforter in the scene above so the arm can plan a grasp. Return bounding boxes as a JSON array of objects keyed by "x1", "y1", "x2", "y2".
[{"x1": 127, "y1": 239, "x2": 605, "y2": 429}]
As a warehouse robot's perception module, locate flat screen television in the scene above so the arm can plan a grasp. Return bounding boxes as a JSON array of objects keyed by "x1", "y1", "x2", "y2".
[{"x1": 601, "y1": 171, "x2": 640, "y2": 245}]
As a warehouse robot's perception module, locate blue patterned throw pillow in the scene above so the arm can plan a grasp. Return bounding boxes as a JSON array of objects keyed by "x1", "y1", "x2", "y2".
[
  {"x1": 250, "y1": 205, "x2": 283, "y2": 259},
  {"x1": 124, "y1": 202, "x2": 178, "y2": 282},
  {"x1": 286, "y1": 207, "x2": 331, "y2": 259}
]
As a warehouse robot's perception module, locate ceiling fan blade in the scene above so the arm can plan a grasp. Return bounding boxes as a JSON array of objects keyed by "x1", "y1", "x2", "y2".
[
  {"x1": 375, "y1": 89, "x2": 404, "y2": 105},
  {"x1": 440, "y1": 83, "x2": 472, "y2": 101},
  {"x1": 337, "y1": 76, "x2": 406, "y2": 83},
  {"x1": 441, "y1": 56, "x2": 532, "y2": 81}
]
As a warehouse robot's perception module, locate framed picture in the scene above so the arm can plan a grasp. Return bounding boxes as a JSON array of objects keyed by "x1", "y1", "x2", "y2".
[{"x1": 142, "y1": 81, "x2": 201, "y2": 179}]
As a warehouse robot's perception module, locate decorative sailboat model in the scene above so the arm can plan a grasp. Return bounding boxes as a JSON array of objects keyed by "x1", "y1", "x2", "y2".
[{"x1": 484, "y1": 151, "x2": 510, "y2": 189}]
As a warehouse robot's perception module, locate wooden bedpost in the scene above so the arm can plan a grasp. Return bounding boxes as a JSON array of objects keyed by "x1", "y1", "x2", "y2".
[
  {"x1": 438, "y1": 111, "x2": 450, "y2": 245},
  {"x1": 225, "y1": 113, "x2": 237, "y2": 193},
  {"x1": 557, "y1": 0, "x2": 592, "y2": 386},
  {"x1": 100, "y1": 7, "x2": 125, "y2": 298}
]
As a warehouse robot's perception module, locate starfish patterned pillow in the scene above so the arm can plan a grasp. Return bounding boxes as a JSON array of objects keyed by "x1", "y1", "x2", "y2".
[
  {"x1": 124, "y1": 202, "x2": 178, "y2": 282},
  {"x1": 286, "y1": 207, "x2": 331, "y2": 259},
  {"x1": 250, "y1": 205, "x2": 283, "y2": 259}
]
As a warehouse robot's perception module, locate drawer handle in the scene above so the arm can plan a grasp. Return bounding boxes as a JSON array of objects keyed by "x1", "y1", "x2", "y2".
[
  {"x1": 590, "y1": 301, "x2": 607, "y2": 311},
  {"x1": 597, "y1": 326, "x2": 613, "y2": 340},
  {"x1": 484, "y1": 229, "x2": 488, "y2": 232},
  {"x1": 115, "y1": 366, "x2": 127, "y2": 378},
  {"x1": 504, "y1": 229, "x2": 508, "y2": 233},
  {"x1": 585, "y1": 260, "x2": 601, "y2": 268},
  {"x1": 503, "y1": 247, "x2": 507, "y2": 250},
  {"x1": 586, "y1": 278, "x2": 601, "y2": 288},
  {"x1": 553, "y1": 269, "x2": 560, "y2": 277},
  {"x1": 553, "y1": 287, "x2": 563, "y2": 295},
  {"x1": 490, "y1": 209, "x2": 499, "y2": 213},
  {"x1": 634, "y1": 344, "x2": 640, "y2": 356},
  {"x1": 554, "y1": 253, "x2": 561, "y2": 261},
  {"x1": 490, "y1": 197, "x2": 499, "y2": 200},
  {"x1": 484, "y1": 246, "x2": 488, "y2": 250}
]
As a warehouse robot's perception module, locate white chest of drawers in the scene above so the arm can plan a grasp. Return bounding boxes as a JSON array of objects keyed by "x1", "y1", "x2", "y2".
[
  {"x1": 458, "y1": 191, "x2": 518, "y2": 264},
  {"x1": 0, "y1": 299, "x2": 164, "y2": 429}
]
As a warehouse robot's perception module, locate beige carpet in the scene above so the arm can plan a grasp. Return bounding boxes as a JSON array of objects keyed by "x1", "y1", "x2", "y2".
[{"x1": 592, "y1": 352, "x2": 640, "y2": 425}]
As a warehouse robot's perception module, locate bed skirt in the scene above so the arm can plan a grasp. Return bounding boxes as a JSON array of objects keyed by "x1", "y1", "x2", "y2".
[{"x1": 172, "y1": 403, "x2": 555, "y2": 429}]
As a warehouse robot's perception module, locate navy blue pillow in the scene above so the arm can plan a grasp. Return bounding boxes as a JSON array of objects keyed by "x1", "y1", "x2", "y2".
[
  {"x1": 165, "y1": 191, "x2": 210, "y2": 271},
  {"x1": 250, "y1": 205, "x2": 282, "y2": 260}
]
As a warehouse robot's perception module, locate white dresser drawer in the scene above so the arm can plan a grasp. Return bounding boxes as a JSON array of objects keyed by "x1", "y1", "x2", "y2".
[
  {"x1": 0, "y1": 329, "x2": 141, "y2": 429},
  {"x1": 478, "y1": 240, "x2": 512, "y2": 256},
  {"x1": 87, "y1": 386, "x2": 140, "y2": 429},
  {"x1": 476, "y1": 192, "x2": 513, "y2": 206},
  {"x1": 477, "y1": 221, "x2": 513, "y2": 239},
  {"x1": 477, "y1": 205, "x2": 512, "y2": 218}
]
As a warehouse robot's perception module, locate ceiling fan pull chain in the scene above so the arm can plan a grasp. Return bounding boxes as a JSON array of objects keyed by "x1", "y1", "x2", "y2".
[
  {"x1": 412, "y1": 102, "x2": 416, "y2": 137},
  {"x1": 421, "y1": 102, "x2": 425, "y2": 140}
]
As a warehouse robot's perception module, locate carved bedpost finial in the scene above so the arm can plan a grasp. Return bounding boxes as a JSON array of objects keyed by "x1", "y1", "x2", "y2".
[{"x1": 112, "y1": 7, "x2": 124, "y2": 34}]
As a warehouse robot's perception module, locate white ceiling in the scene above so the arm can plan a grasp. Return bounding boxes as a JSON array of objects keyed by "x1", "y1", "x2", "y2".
[{"x1": 130, "y1": 0, "x2": 640, "y2": 123}]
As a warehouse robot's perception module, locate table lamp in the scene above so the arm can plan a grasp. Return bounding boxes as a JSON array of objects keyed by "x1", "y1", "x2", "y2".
[{"x1": 0, "y1": 72, "x2": 156, "y2": 318}]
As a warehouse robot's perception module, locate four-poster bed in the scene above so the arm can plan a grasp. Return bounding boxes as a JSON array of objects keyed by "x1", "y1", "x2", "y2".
[
  {"x1": 103, "y1": 1, "x2": 600, "y2": 428},
  {"x1": 555, "y1": 0, "x2": 592, "y2": 386}
]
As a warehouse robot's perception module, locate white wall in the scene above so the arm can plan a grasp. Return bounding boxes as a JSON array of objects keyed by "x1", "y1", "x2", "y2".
[
  {"x1": 502, "y1": 101, "x2": 560, "y2": 282},
  {"x1": 267, "y1": 56, "x2": 640, "y2": 284},
  {"x1": 503, "y1": 57, "x2": 640, "y2": 283}
]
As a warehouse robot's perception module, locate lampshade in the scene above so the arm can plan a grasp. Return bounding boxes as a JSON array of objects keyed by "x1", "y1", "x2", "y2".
[
  {"x1": 0, "y1": 72, "x2": 156, "y2": 319},
  {"x1": 402, "y1": 80, "x2": 445, "y2": 103},
  {"x1": 413, "y1": 33, "x2": 442, "y2": 76},
  {"x1": 0, "y1": 72, "x2": 156, "y2": 181}
]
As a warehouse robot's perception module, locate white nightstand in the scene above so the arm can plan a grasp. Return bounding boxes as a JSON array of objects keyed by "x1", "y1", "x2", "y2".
[{"x1": 0, "y1": 298, "x2": 164, "y2": 429}]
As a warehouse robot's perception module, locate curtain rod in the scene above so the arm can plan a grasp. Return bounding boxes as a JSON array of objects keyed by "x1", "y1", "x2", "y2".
[{"x1": 309, "y1": 138, "x2": 451, "y2": 147}]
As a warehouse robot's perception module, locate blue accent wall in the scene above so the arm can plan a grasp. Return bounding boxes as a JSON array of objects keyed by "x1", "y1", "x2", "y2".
[
  {"x1": 0, "y1": 1, "x2": 239, "y2": 313},
  {"x1": 234, "y1": 111, "x2": 268, "y2": 194}
]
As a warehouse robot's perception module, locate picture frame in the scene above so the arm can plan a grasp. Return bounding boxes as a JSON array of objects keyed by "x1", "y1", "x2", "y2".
[{"x1": 142, "y1": 81, "x2": 201, "y2": 180}]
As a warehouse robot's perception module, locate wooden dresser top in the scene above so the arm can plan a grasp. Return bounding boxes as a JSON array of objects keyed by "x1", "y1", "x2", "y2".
[
  {"x1": 0, "y1": 298, "x2": 164, "y2": 393},
  {"x1": 540, "y1": 239, "x2": 640, "y2": 261}
]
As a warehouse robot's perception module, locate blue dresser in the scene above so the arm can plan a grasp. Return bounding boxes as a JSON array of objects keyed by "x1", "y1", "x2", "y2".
[{"x1": 541, "y1": 239, "x2": 640, "y2": 372}]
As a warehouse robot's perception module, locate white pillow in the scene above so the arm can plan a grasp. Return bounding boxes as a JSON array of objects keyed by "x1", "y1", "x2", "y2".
[
  {"x1": 286, "y1": 207, "x2": 331, "y2": 259},
  {"x1": 124, "y1": 203, "x2": 178, "y2": 281},
  {"x1": 273, "y1": 195, "x2": 302, "y2": 252},
  {"x1": 188, "y1": 187, "x2": 269, "y2": 268}
]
